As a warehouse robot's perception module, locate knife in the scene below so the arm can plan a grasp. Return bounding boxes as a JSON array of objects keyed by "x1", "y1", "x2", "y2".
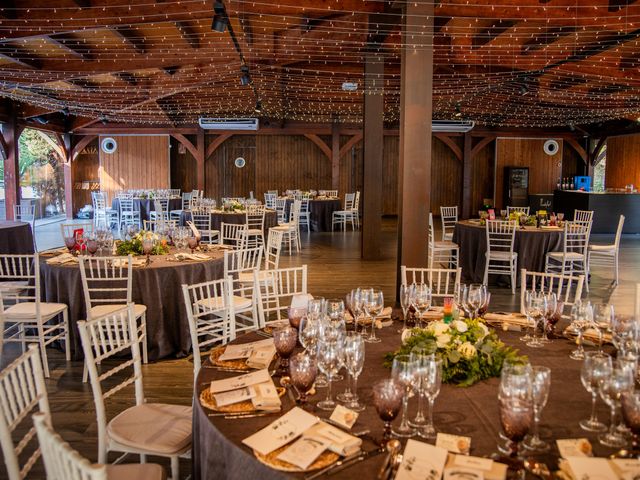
[{"x1": 305, "y1": 447, "x2": 384, "y2": 480}]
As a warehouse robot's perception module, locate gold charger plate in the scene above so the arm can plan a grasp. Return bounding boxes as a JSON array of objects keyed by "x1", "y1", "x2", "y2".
[
  {"x1": 208, "y1": 345, "x2": 252, "y2": 371},
  {"x1": 254, "y1": 444, "x2": 339, "y2": 473},
  {"x1": 263, "y1": 320, "x2": 289, "y2": 335},
  {"x1": 199, "y1": 386, "x2": 285, "y2": 413}
]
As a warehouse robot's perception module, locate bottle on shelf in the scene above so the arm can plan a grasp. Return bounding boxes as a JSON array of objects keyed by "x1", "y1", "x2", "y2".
[
  {"x1": 570, "y1": 178, "x2": 575, "y2": 190},
  {"x1": 556, "y1": 178, "x2": 561, "y2": 190}
]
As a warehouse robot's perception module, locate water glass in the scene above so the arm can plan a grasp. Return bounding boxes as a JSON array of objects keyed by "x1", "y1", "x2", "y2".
[
  {"x1": 341, "y1": 332, "x2": 366, "y2": 411},
  {"x1": 579, "y1": 351, "x2": 612, "y2": 432},
  {"x1": 599, "y1": 367, "x2": 634, "y2": 447},
  {"x1": 362, "y1": 288, "x2": 383, "y2": 344},
  {"x1": 411, "y1": 283, "x2": 432, "y2": 324},
  {"x1": 523, "y1": 366, "x2": 551, "y2": 452},
  {"x1": 316, "y1": 339, "x2": 342, "y2": 410},
  {"x1": 391, "y1": 354, "x2": 419, "y2": 437},
  {"x1": 399, "y1": 283, "x2": 412, "y2": 333}
]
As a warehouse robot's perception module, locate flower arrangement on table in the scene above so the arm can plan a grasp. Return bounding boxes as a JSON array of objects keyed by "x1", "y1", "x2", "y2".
[
  {"x1": 115, "y1": 230, "x2": 169, "y2": 256},
  {"x1": 385, "y1": 318, "x2": 526, "y2": 387},
  {"x1": 222, "y1": 200, "x2": 245, "y2": 212},
  {"x1": 508, "y1": 211, "x2": 536, "y2": 226}
]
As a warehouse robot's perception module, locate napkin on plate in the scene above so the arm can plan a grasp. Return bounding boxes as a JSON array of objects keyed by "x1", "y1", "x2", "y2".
[
  {"x1": 303, "y1": 422, "x2": 362, "y2": 457},
  {"x1": 174, "y1": 252, "x2": 209, "y2": 261},
  {"x1": 344, "y1": 306, "x2": 393, "y2": 322},
  {"x1": 484, "y1": 312, "x2": 529, "y2": 327},
  {"x1": 246, "y1": 345, "x2": 276, "y2": 369},
  {"x1": 250, "y1": 380, "x2": 282, "y2": 412},
  {"x1": 46, "y1": 253, "x2": 78, "y2": 265}
]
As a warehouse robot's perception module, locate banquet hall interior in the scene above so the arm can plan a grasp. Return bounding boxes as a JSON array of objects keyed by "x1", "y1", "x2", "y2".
[{"x1": 2, "y1": 1, "x2": 640, "y2": 479}]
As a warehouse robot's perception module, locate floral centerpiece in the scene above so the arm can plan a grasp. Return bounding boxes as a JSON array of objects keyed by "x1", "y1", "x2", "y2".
[
  {"x1": 385, "y1": 318, "x2": 526, "y2": 387},
  {"x1": 223, "y1": 200, "x2": 245, "y2": 212},
  {"x1": 508, "y1": 211, "x2": 536, "y2": 226},
  {"x1": 115, "y1": 230, "x2": 169, "y2": 256}
]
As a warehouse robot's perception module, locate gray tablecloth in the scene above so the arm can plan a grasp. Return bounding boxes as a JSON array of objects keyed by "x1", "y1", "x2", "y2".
[
  {"x1": 284, "y1": 198, "x2": 342, "y2": 232},
  {"x1": 453, "y1": 221, "x2": 564, "y2": 284},
  {"x1": 193, "y1": 325, "x2": 615, "y2": 479},
  {"x1": 180, "y1": 210, "x2": 278, "y2": 232},
  {"x1": 111, "y1": 198, "x2": 182, "y2": 222},
  {"x1": 0, "y1": 221, "x2": 34, "y2": 254},
  {"x1": 39, "y1": 251, "x2": 224, "y2": 360}
]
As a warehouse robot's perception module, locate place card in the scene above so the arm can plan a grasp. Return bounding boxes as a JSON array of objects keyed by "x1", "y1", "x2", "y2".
[
  {"x1": 443, "y1": 468, "x2": 484, "y2": 480},
  {"x1": 453, "y1": 455, "x2": 492, "y2": 471},
  {"x1": 329, "y1": 405, "x2": 358, "y2": 430},
  {"x1": 276, "y1": 436, "x2": 330, "y2": 470},
  {"x1": 246, "y1": 345, "x2": 276, "y2": 369},
  {"x1": 395, "y1": 439, "x2": 448, "y2": 480},
  {"x1": 213, "y1": 386, "x2": 255, "y2": 407},
  {"x1": 209, "y1": 369, "x2": 271, "y2": 394},
  {"x1": 445, "y1": 455, "x2": 507, "y2": 480},
  {"x1": 556, "y1": 438, "x2": 593, "y2": 458},
  {"x1": 612, "y1": 459, "x2": 640, "y2": 479},
  {"x1": 250, "y1": 381, "x2": 282, "y2": 412},
  {"x1": 436, "y1": 433, "x2": 471, "y2": 454},
  {"x1": 242, "y1": 407, "x2": 319, "y2": 455},
  {"x1": 566, "y1": 457, "x2": 617, "y2": 480},
  {"x1": 218, "y1": 338, "x2": 274, "y2": 361},
  {"x1": 305, "y1": 422, "x2": 362, "y2": 457}
]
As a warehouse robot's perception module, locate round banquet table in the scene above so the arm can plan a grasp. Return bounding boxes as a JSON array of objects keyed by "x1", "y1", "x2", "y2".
[
  {"x1": 453, "y1": 220, "x2": 564, "y2": 284},
  {"x1": 179, "y1": 209, "x2": 278, "y2": 232},
  {"x1": 111, "y1": 197, "x2": 182, "y2": 223},
  {"x1": 0, "y1": 221, "x2": 35, "y2": 254},
  {"x1": 283, "y1": 198, "x2": 342, "y2": 232},
  {"x1": 39, "y1": 249, "x2": 224, "y2": 360},
  {"x1": 192, "y1": 323, "x2": 615, "y2": 480}
]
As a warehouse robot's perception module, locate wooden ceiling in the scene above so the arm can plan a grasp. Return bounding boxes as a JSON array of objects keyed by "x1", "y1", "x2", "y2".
[{"x1": 1, "y1": 0, "x2": 640, "y2": 129}]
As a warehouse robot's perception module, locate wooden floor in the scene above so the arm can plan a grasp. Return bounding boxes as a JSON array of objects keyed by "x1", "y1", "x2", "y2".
[{"x1": 2, "y1": 217, "x2": 639, "y2": 479}]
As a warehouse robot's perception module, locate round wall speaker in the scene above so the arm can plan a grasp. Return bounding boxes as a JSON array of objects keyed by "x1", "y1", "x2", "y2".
[
  {"x1": 543, "y1": 139, "x2": 559, "y2": 156},
  {"x1": 101, "y1": 137, "x2": 118, "y2": 154},
  {"x1": 234, "y1": 157, "x2": 246, "y2": 168}
]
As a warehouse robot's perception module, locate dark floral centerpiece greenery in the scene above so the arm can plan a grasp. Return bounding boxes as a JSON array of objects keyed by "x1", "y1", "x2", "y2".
[
  {"x1": 115, "y1": 231, "x2": 169, "y2": 256},
  {"x1": 384, "y1": 318, "x2": 526, "y2": 387}
]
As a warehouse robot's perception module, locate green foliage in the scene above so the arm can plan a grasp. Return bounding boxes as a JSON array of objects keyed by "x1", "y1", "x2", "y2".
[
  {"x1": 115, "y1": 231, "x2": 169, "y2": 256},
  {"x1": 384, "y1": 318, "x2": 527, "y2": 387}
]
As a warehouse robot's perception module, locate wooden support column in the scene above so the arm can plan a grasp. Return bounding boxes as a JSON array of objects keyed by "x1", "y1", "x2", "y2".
[
  {"x1": 461, "y1": 133, "x2": 473, "y2": 219},
  {"x1": 397, "y1": 1, "x2": 434, "y2": 271},
  {"x1": 331, "y1": 122, "x2": 340, "y2": 190},
  {"x1": 362, "y1": 51, "x2": 384, "y2": 260},
  {"x1": 63, "y1": 133, "x2": 73, "y2": 219},
  {"x1": 196, "y1": 127, "x2": 205, "y2": 192},
  {"x1": 2, "y1": 105, "x2": 21, "y2": 220}
]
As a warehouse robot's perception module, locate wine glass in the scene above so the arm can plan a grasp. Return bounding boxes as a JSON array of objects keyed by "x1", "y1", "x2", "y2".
[
  {"x1": 478, "y1": 290, "x2": 491, "y2": 318},
  {"x1": 621, "y1": 391, "x2": 640, "y2": 456},
  {"x1": 391, "y1": 354, "x2": 418, "y2": 437},
  {"x1": 612, "y1": 315, "x2": 639, "y2": 360},
  {"x1": 593, "y1": 304, "x2": 614, "y2": 353},
  {"x1": 308, "y1": 298, "x2": 326, "y2": 321},
  {"x1": 363, "y1": 289, "x2": 383, "y2": 344},
  {"x1": 64, "y1": 235, "x2": 76, "y2": 254},
  {"x1": 569, "y1": 301, "x2": 593, "y2": 360},
  {"x1": 273, "y1": 326, "x2": 297, "y2": 376},
  {"x1": 187, "y1": 235, "x2": 198, "y2": 253},
  {"x1": 347, "y1": 288, "x2": 364, "y2": 334},
  {"x1": 523, "y1": 366, "x2": 551, "y2": 452},
  {"x1": 540, "y1": 292, "x2": 557, "y2": 343},
  {"x1": 372, "y1": 379, "x2": 404, "y2": 444},
  {"x1": 298, "y1": 315, "x2": 327, "y2": 388},
  {"x1": 326, "y1": 298, "x2": 345, "y2": 321},
  {"x1": 420, "y1": 356, "x2": 442, "y2": 440},
  {"x1": 411, "y1": 283, "x2": 432, "y2": 325},
  {"x1": 580, "y1": 351, "x2": 612, "y2": 432},
  {"x1": 342, "y1": 332, "x2": 366, "y2": 412},
  {"x1": 399, "y1": 283, "x2": 412, "y2": 333},
  {"x1": 453, "y1": 283, "x2": 468, "y2": 319},
  {"x1": 316, "y1": 339, "x2": 342, "y2": 410},
  {"x1": 288, "y1": 307, "x2": 306, "y2": 329},
  {"x1": 289, "y1": 352, "x2": 317, "y2": 409},
  {"x1": 103, "y1": 232, "x2": 114, "y2": 256},
  {"x1": 525, "y1": 291, "x2": 546, "y2": 348},
  {"x1": 498, "y1": 365, "x2": 533, "y2": 469},
  {"x1": 466, "y1": 284, "x2": 486, "y2": 320},
  {"x1": 599, "y1": 366, "x2": 634, "y2": 447},
  {"x1": 86, "y1": 233, "x2": 99, "y2": 256},
  {"x1": 408, "y1": 347, "x2": 435, "y2": 434},
  {"x1": 141, "y1": 237, "x2": 154, "y2": 265}
]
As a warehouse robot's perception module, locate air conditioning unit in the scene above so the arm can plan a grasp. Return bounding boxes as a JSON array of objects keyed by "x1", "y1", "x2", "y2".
[
  {"x1": 431, "y1": 120, "x2": 475, "y2": 133},
  {"x1": 198, "y1": 117, "x2": 259, "y2": 130}
]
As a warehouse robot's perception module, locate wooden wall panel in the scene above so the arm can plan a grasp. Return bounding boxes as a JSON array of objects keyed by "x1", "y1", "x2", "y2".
[
  {"x1": 99, "y1": 135, "x2": 169, "y2": 201},
  {"x1": 494, "y1": 138, "x2": 563, "y2": 209},
  {"x1": 606, "y1": 134, "x2": 640, "y2": 188},
  {"x1": 431, "y1": 137, "x2": 462, "y2": 213},
  {"x1": 472, "y1": 139, "x2": 496, "y2": 214},
  {"x1": 205, "y1": 135, "x2": 256, "y2": 198},
  {"x1": 562, "y1": 142, "x2": 583, "y2": 180},
  {"x1": 170, "y1": 136, "x2": 197, "y2": 192},
  {"x1": 72, "y1": 137, "x2": 99, "y2": 216}
]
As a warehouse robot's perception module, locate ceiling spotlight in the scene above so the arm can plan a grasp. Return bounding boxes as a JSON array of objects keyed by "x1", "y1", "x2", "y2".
[
  {"x1": 212, "y1": 0, "x2": 227, "y2": 32},
  {"x1": 240, "y1": 65, "x2": 251, "y2": 86},
  {"x1": 254, "y1": 100, "x2": 262, "y2": 113},
  {"x1": 454, "y1": 102, "x2": 462, "y2": 118}
]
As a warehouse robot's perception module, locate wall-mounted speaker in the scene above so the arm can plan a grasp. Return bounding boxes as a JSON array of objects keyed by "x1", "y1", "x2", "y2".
[{"x1": 101, "y1": 137, "x2": 118, "y2": 154}]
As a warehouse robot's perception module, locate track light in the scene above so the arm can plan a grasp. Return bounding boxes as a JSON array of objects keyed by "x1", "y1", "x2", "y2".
[
  {"x1": 240, "y1": 65, "x2": 251, "y2": 86},
  {"x1": 211, "y1": 0, "x2": 227, "y2": 32},
  {"x1": 254, "y1": 100, "x2": 262, "y2": 113}
]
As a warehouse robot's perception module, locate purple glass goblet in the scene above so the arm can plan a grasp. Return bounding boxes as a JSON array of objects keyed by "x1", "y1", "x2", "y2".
[
  {"x1": 372, "y1": 378, "x2": 404, "y2": 444},
  {"x1": 289, "y1": 352, "x2": 317, "y2": 408},
  {"x1": 273, "y1": 326, "x2": 297, "y2": 375}
]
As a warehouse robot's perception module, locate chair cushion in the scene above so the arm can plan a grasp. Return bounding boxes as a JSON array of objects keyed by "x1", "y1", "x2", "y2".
[
  {"x1": 443, "y1": 232, "x2": 453, "y2": 241},
  {"x1": 196, "y1": 295, "x2": 252, "y2": 311},
  {"x1": 272, "y1": 224, "x2": 293, "y2": 231},
  {"x1": 588, "y1": 244, "x2": 615, "y2": 252},
  {"x1": 106, "y1": 463, "x2": 166, "y2": 480},
  {"x1": 238, "y1": 271, "x2": 270, "y2": 284},
  {"x1": 547, "y1": 252, "x2": 585, "y2": 260},
  {"x1": 0, "y1": 281, "x2": 29, "y2": 292},
  {"x1": 247, "y1": 228, "x2": 263, "y2": 235},
  {"x1": 3, "y1": 302, "x2": 67, "y2": 319},
  {"x1": 89, "y1": 303, "x2": 147, "y2": 319},
  {"x1": 107, "y1": 403, "x2": 192, "y2": 456},
  {"x1": 486, "y1": 251, "x2": 517, "y2": 260},
  {"x1": 433, "y1": 241, "x2": 458, "y2": 249}
]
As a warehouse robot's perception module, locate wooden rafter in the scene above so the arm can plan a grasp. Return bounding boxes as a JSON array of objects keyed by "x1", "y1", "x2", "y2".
[
  {"x1": 45, "y1": 34, "x2": 94, "y2": 60},
  {"x1": 303, "y1": 134, "x2": 332, "y2": 159},
  {"x1": 206, "y1": 134, "x2": 233, "y2": 158},
  {"x1": 0, "y1": 47, "x2": 41, "y2": 69},
  {"x1": 109, "y1": 27, "x2": 146, "y2": 54},
  {"x1": 174, "y1": 21, "x2": 200, "y2": 50}
]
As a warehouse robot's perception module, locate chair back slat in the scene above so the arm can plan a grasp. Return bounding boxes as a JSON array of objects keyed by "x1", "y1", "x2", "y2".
[
  {"x1": 486, "y1": 220, "x2": 517, "y2": 253},
  {"x1": 262, "y1": 266, "x2": 308, "y2": 321},
  {"x1": 563, "y1": 221, "x2": 589, "y2": 256},
  {"x1": 400, "y1": 266, "x2": 461, "y2": 301},
  {"x1": 265, "y1": 229, "x2": 284, "y2": 270},
  {"x1": 220, "y1": 222, "x2": 248, "y2": 248},
  {"x1": 275, "y1": 198, "x2": 287, "y2": 224},
  {"x1": 506, "y1": 206, "x2": 530, "y2": 216},
  {"x1": 520, "y1": 269, "x2": 584, "y2": 315},
  {"x1": 79, "y1": 256, "x2": 132, "y2": 315},
  {"x1": 440, "y1": 206, "x2": 458, "y2": 240}
]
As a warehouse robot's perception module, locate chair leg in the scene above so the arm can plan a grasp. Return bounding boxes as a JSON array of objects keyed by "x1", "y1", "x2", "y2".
[
  {"x1": 140, "y1": 313, "x2": 148, "y2": 364},
  {"x1": 38, "y1": 324, "x2": 50, "y2": 378},
  {"x1": 63, "y1": 310, "x2": 71, "y2": 361},
  {"x1": 483, "y1": 259, "x2": 489, "y2": 287},
  {"x1": 614, "y1": 252, "x2": 619, "y2": 285},
  {"x1": 170, "y1": 455, "x2": 180, "y2": 480},
  {"x1": 511, "y1": 260, "x2": 516, "y2": 294}
]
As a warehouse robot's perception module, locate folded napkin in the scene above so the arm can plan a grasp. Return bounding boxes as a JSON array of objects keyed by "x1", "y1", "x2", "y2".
[
  {"x1": 304, "y1": 422, "x2": 362, "y2": 457},
  {"x1": 484, "y1": 312, "x2": 529, "y2": 327},
  {"x1": 344, "y1": 306, "x2": 393, "y2": 322},
  {"x1": 250, "y1": 380, "x2": 282, "y2": 412},
  {"x1": 46, "y1": 253, "x2": 78, "y2": 265},
  {"x1": 174, "y1": 252, "x2": 210, "y2": 261},
  {"x1": 291, "y1": 293, "x2": 313, "y2": 309},
  {"x1": 41, "y1": 247, "x2": 68, "y2": 256},
  {"x1": 246, "y1": 345, "x2": 276, "y2": 369}
]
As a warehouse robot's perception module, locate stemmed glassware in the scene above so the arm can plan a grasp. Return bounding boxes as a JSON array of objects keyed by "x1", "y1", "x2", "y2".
[
  {"x1": 273, "y1": 326, "x2": 297, "y2": 377},
  {"x1": 289, "y1": 352, "x2": 317, "y2": 409},
  {"x1": 540, "y1": 292, "x2": 557, "y2": 343},
  {"x1": 523, "y1": 366, "x2": 551, "y2": 452},
  {"x1": 391, "y1": 355, "x2": 418, "y2": 437},
  {"x1": 621, "y1": 391, "x2": 640, "y2": 456},
  {"x1": 419, "y1": 356, "x2": 442, "y2": 440},
  {"x1": 64, "y1": 235, "x2": 76, "y2": 254},
  {"x1": 187, "y1": 235, "x2": 198, "y2": 253},
  {"x1": 340, "y1": 332, "x2": 366, "y2": 412},
  {"x1": 372, "y1": 379, "x2": 404, "y2": 443},
  {"x1": 593, "y1": 303, "x2": 614, "y2": 353},
  {"x1": 525, "y1": 291, "x2": 546, "y2": 348},
  {"x1": 316, "y1": 339, "x2": 342, "y2": 410},
  {"x1": 288, "y1": 307, "x2": 306, "y2": 329},
  {"x1": 326, "y1": 298, "x2": 345, "y2": 321},
  {"x1": 362, "y1": 288, "x2": 383, "y2": 344},
  {"x1": 347, "y1": 288, "x2": 363, "y2": 334},
  {"x1": 466, "y1": 284, "x2": 486, "y2": 320},
  {"x1": 612, "y1": 314, "x2": 639, "y2": 360},
  {"x1": 411, "y1": 283, "x2": 432, "y2": 326},
  {"x1": 599, "y1": 366, "x2": 634, "y2": 447},
  {"x1": 570, "y1": 301, "x2": 593, "y2": 360},
  {"x1": 399, "y1": 284, "x2": 412, "y2": 333},
  {"x1": 453, "y1": 283, "x2": 468, "y2": 319},
  {"x1": 579, "y1": 351, "x2": 612, "y2": 432},
  {"x1": 86, "y1": 233, "x2": 99, "y2": 256},
  {"x1": 141, "y1": 237, "x2": 154, "y2": 265},
  {"x1": 308, "y1": 298, "x2": 326, "y2": 321},
  {"x1": 408, "y1": 347, "x2": 435, "y2": 435}
]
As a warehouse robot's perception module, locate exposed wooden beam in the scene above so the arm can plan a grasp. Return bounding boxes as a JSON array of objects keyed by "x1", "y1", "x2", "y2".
[
  {"x1": 473, "y1": 20, "x2": 517, "y2": 48},
  {"x1": 0, "y1": 47, "x2": 42, "y2": 69},
  {"x1": 113, "y1": 71, "x2": 137, "y2": 86},
  {"x1": 338, "y1": 133, "x2": 363, "y2": 158},
  {"x1": 174, "y1": 21, "x2": 200, "y2": 49},
  {"x1": 71, "y1": 134, "x2": 97, "y2": 160},
  {"x1": 171, "y1": 133, "x2": 198, "y2": 159},
  {"x1": 45, "y1": 34, "x2": 94, "y2": 60},
  {"x1": 162, "y1": 66, "x2": 180, "y2": 76},
  {"x1": 434, "y1": 133, "x2": 463, "y2": 162},
  {"x1": 206, "y1": 133, "x2": 232, "y2": 158},
  {"x1": 110, "y1": 27, "x2": 146, "y2": 54},
  {"x1": 71, "y1": 0, "x2": 92, "y2": 7},
  {"x1": 303, "y1": 134, "x2": 332, "y2": 160}
]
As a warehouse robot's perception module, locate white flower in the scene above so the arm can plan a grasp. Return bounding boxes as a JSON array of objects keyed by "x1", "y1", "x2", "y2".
[
  {"x1": 400, "y1": 329, "x2": 414, "y2": 344},
  {"x1": 452, "y1": 320, "x2": 468, "y2": 333},
  {"x1": 477, "y1": 322, "x2": 490, "y2": 339},
  {"x1": 429, "y1": 321, "x2": 450, "y2": 336},
  {"x1": 458, "y1": 341, "x2": 477, "y2": 359},
  {"x1": 436, "y1": 333, "x2": 451, "y2": 348}
]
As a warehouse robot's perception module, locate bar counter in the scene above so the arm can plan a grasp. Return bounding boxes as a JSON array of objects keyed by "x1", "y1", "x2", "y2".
[{"x1": 553, "y1": 189, "x2": 640, "y2": 234}]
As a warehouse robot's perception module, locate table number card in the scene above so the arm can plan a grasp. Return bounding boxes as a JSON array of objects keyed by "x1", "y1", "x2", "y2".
[
  {"x1": 395, "y1": 440, "x2": 448, "y2": 480},
  {"x1": 242, "y1": 407, "x2": 319, "y2": 455},
  {"x1": 209, "y1": 369, "x2": 271, "y2": 393},
  {"x1": 329, "y1": 405, "x2": 358, "y2": 429}
]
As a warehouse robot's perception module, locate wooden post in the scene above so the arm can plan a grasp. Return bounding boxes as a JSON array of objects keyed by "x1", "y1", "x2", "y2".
[
  {"x1": 2, "y1": 104, "x2": 21, "y2": 220},
  {"x1": 362, "y1": 51, "x2": 384, "y2": 260},
  {"x1": 331, "y1": 122, "x2": 340, "y2": 191},
  {"x1": 397, "y1": 1, "x2": 434, "y2": 271},
  {"x1": 63, "y1": 133, "x2": 74, "y2": 219},
  {"x1": 461, "y1": 132, "x2": 473, "y2": 219},
  {"x1": 196, "y1": 127, "x2": 205, "y2": 192}
]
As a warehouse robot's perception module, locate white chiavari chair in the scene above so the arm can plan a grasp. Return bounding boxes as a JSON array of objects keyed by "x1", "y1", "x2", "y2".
[
  {"x1": 400, "y1": 266, "x2": 462, "y2": 304},
  {"x1": 245, "y1": 204, "x2": 266, "y2": 248},
  {"x1": 484, "y1": 220, "x2": 518, "y2": 293},
  {"x1": 149, "y1": 198, "x2": 169, "y2": 222},
  {"x1": 223, "y1": 247, "x2": 264, "y2": 331},
  {"x1": 588, "y1": 214, "x2": 624, "y2": 286},
  {"x1": 238, "y1": 228, "x2": 284, "y2": 286},
  {"x1": 298, "y1": 198, "x2": 311, "y2": 232},
  {"x1": 219, "y1": 222, "x2": 248, "y2": 248},
  {"x1": 428, "y1": 212, "x2": 459, "y2": 270},
  {"x1": 170, "y1": 191, "x2": 192, "y2": 221},
  {"x1": 168, "y1": 189, "x2": 181, "y2": 198},
  {"x1": 275, "y1": 198, "x2": 288, "y2": 225},
  {"x1": 574, "y1": 209, "x2": 594, "y2": 226},
  {"x1": 440, "y1": 206, "x2": 458, "y2": 242},
  {"x1": 519, "y1": 269, "x2": 584, "y2": 316},
  {"x1": 331, "y1": 193, "x2": 356, "y2": 231},
  {"x1": 272, "y1": 200, "x2": 301, "y2": 254},
  {"x1": 264, "y1": 192, "x2": 277, "y2": 210},
  {"x1": 118, "y1": 195, "x2": 140, "y2": 230},
  {"x1": 324, "y1": 190, "x2": 338, "y2": 198},
  {"x1": 181, "y1": 277, "x2": 235, "y2": 379},
  {"x1": 545, "y1": 221, "x2": 590, "y2": 291},
  {"x1": 92, "y1": 192, "x2": 118, "y2": 230},
  {"x1": 14, "y1": 202, "x2": 36, "y2": 235},
  {"x1": 506, "y1": 206, "x2": 530, "y2": 216},
  {"x1": 78, "y1": 305, "x2": 191, "y2": 480},
  {"x1": 33, "y1": 413, "x2": 165, "y2": 480},
  {"x1": 0, "y1": 254, "x2": 70, "y2": 378},
  {"x1": 261, "y1": 266, "x2": 308, "y2": 323},
  {"x1": 143, "y1": 219, "x2": 178, "y2": 232},
  {"x1": 190, "y1": 212, "x2": 220, "y2": 244},
  {"x1": 0, "y1": 345, "x2": 49, "y2": 480}
]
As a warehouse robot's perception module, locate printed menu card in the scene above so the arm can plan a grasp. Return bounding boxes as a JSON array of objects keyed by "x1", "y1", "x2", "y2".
[
  {"x1": 209, "y1": 369, "x2": 271, "y2": 393},
  {"x1": 395, "y1": 440, "x2": 448, "y2": 480},
  {"x1": 218, "y1": 339, "x2": 274, "y2": 361},
  {"x1": 242, "y1": 407, "x2": 319, "y2": 455}
]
